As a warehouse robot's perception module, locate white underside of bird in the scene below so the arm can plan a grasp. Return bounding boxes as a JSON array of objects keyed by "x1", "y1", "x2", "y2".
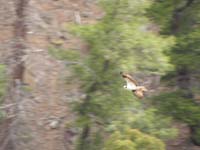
[
  {"x1": 124, "y1": 82, "x2": 137, "y2": 90},
  {"x1": 124, "y1": 83, "x2": 144, "y2": 91}
]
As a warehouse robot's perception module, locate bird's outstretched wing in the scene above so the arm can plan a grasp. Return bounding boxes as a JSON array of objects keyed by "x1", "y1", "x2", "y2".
[
  {"x1": 120, "y1": 72, "x2": 138, "y2": 90},
  {"x1": 120, "y1": 72, "x2": 138, "y2": 85}
]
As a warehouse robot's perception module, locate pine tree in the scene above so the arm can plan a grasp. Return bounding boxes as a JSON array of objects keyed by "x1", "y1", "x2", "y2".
[
  {"x1": 150, "y1": 0, "x2": 200, "y2": 145},
  {"x1": 70, "y1": 1, "x2": 175, "y2": 149}
]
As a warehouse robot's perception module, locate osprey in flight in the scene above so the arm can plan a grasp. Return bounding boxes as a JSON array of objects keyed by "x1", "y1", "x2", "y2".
[{"x1": 120, "y1": 72, "x2": 148, "y2": 98}]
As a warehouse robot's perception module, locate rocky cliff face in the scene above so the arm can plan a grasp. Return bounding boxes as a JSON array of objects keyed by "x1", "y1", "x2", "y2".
[{"x1": 0, "y1": 1, "x2": 103, "y2": 150}]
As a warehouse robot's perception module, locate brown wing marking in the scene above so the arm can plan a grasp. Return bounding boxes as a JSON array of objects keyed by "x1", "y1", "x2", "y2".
[
  {"x1": 120, "y1": 72, "x2": 138, "y2": 86},
  {"x1": 133, "y1": 90, "x2": 144, "y2": 99}
]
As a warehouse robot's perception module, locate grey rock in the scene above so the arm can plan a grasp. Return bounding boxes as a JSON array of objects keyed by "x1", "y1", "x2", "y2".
[{"x1": 49, "y1": 120, "x2": 59, "y2": 129}]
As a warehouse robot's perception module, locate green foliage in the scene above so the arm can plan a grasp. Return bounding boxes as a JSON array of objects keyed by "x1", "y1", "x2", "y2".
[
  {"x1": 149, "y1": 0, "x2": 200, "y2": 145},
  {"x1": 48, "y1": 45, "x2": 80, "y2": 61},
  {"x1": 148, "y1": 0, "x2": 175, "y2": 32},
  {"x1": 150, "y1": 0, "x2": 200, "y2": 72},
  {"x1": 129, "y1": 109, "x2": 177, "y2": 140},
  {"x1": 170, "y1": 29, "x2": 200, "y2": 72},
  {"x1": 153, "y1": 90, "x2": 200, "y2": 145},
  {"x1": 149, "y1": 0, "x2": 200, "y2": 34},
  {"x1": 153, "y1": 91, "x2": 200, "y2": 125},
  {"x1": 192, "y1": 127, "x2": 200, "y2": 145},
  {"x1": 0, "y1": 64, "x2": 7, "y2": 120},
  {"x1": 68, "y1": 0, "x2": 175, "y2": 124},
  {"x1": 70, "y1": 15, "x2": 174, "y2": 74},
  {"x1": 0, "y1": 65, "x2": 6, "y2": 102},
  {"x1": 103, "y1": 129, "x2": 165, "y2": 150},
  {"x1": 106, "y1": 108, "x2": 177, "y2": 141},
  {"x1": 64, "y1": 0, "x2": 178, "y2": 149}
]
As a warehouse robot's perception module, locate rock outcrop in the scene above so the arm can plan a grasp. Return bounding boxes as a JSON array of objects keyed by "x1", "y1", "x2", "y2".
[{"x1": 0, "y1": 0, "x2": 103, "y2": 150}]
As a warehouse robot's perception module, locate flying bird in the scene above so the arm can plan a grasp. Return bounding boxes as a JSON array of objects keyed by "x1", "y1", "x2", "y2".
[{"x1": 120, "y1": 72, "x2": 148, "y2": 99}]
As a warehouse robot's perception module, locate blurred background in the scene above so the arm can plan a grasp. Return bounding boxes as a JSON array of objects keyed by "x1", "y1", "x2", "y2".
[{"x1": 0, "y1": 0, "x2": 200, "y2": 150}]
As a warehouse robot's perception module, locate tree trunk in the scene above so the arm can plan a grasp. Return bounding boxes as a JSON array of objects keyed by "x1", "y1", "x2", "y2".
[
  {"x1": 79, "y1": 125, "x2": 91, "y2": 150},
  {"x1": 171, "y1": 0, "x2": 195, "y2": 33}
]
